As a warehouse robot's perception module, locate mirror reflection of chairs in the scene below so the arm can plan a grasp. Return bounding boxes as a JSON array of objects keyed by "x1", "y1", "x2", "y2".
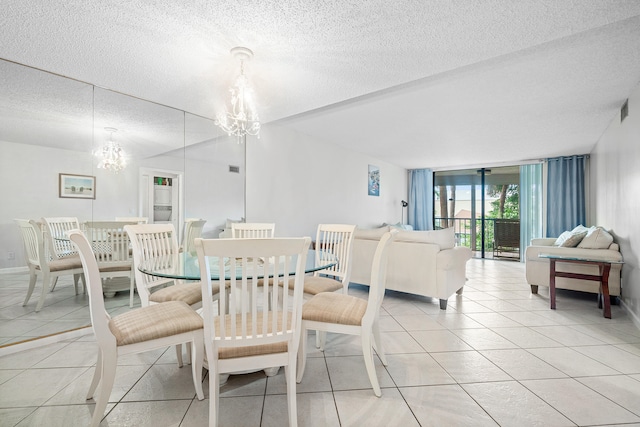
[
  {"x1": 68, "y1": 229, "x2": 204, "y2": 427},
  {"x1": 231, "y1": 222, "x2": 275, "y2": 239},
  {"x1": 181, "y1": 218, "x2": 206, "y2": 254},
  {"x1": 84, "y1": 220, "x2": 140, "y2": 306},
  {"x1": 14, "y1": 219, "x2": 85, "y2": 312}
]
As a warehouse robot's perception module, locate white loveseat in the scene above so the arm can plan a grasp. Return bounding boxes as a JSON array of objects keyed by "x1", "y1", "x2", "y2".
[
  {"x1": 349, "y1": 226, "x2": 472, "y2": 309},
  {"x1": 525, "y1": 226, "x2": 623, "y2": 296}
]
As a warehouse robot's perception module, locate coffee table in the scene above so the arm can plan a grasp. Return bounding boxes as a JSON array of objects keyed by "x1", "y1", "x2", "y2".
[{"x1": 538, "y1": 253, "x2": 623, "y2": 318}]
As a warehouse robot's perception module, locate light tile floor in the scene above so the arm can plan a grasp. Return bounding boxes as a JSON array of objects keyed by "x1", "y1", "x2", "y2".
[{"x1": 1, "y1": 259, "x2": 640, "y2": 426}]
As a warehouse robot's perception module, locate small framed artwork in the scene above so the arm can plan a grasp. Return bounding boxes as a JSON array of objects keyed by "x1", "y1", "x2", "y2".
[
  {"x1": 59, "y1": 173, "x2": 96, "y2": 199},
  {"x1": 368, "y1": 165, "x2": 380, "y2": 196}
]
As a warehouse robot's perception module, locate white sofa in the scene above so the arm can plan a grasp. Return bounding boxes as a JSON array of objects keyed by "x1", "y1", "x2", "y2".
[
  {"x1": 525, "y1": 232, "x2": 623, "y2": 297},
  {"x1": 349, "y1": 226, "x2": 472, "y2": 309}
]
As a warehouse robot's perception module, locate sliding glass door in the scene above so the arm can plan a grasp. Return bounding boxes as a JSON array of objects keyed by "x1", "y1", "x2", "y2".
[{"x1": 434, "y1": 166, "x2": 520, "y2": 260}]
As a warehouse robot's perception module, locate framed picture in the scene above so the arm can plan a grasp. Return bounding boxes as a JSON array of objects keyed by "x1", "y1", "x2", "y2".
[
  {"x1": 368, "y1": 165, "x2": 380, "y2": 196},
  {"x1": 59, "y1": 173, "x2": 96, "y2": 199}
]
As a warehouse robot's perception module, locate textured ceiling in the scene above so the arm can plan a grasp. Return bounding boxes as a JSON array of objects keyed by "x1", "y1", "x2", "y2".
[{"x1": 1, "y1": 1, "x2": 640, "y2": 169}]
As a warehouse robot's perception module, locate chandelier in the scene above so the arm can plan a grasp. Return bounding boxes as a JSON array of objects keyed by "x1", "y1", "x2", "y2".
[
  {"x1": 215, "y1": 46, "x2": 260, "y2": 140},
  {"x1": 95, "y1": 127, "x2": 127, "y2": 173}
]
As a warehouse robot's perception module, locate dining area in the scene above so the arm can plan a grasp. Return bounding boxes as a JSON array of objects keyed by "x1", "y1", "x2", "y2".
[{"x1": 33, "y1": 220, "x2": 392, "y2": 426}]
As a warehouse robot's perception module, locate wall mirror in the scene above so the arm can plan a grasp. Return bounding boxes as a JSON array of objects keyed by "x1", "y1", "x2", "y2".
[{"x1": 0, "y1": 58, "x2": 245, "y2": 347}]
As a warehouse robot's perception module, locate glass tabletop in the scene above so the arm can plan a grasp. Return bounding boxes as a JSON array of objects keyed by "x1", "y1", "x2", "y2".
[
  {"x1": 138, "y1": 249, "x2": 337, "y2": 280},
  {"x1": 538, "y1": 253, "x2": 624, "y2": 264}
]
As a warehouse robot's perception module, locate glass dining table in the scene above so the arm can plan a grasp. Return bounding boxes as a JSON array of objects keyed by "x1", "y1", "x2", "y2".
[
  {"x1": 136, "y1": 248, "x2": 337, "y2": 382},
  {"x1": 137, "y1": 249, "x2": 337, "y2": 281}
]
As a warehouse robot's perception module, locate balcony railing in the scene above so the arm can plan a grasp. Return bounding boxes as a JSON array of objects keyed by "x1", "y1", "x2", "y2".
[{"x1": 434, "y1": 217, "x2": 520, "y2": 260}]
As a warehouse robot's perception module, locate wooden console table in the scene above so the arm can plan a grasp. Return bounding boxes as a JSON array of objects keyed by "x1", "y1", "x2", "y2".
[{"x1": 538, "y1": 254, "x2": 623, "y2": 319}]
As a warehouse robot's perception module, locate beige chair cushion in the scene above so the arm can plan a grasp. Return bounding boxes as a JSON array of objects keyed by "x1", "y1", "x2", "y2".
[
  {"x1": 109, "y1": 300, "x2": 203, "y2": 346},
  {"x1": 48, "y1": 255, "x2": 83, "y2": 271},
  {"x1": 98, "y1": 265, "x2": 131, "y2": 272},
  {"x1": 302, "y1": 292, "x2": 367, "y2": 326},
  {"x1": 150, "y1": 282, "x2": 216, "y2": 306},
  {"x1": 213, "y1": 311, "x2": 291, "y2": 359},
  {"x1": 284, "y1": 275, "x2": 342, "y2": 295}
]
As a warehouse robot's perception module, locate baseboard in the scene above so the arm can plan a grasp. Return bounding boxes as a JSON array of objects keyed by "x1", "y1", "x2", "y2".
[
  {"x1": 0, "y1": 326, "x2": 92, "y2": 357},
  {"x1": 0, "y1": 266, "x2": 28, "y2": 275},
  {"x1": 620, "y1": 298, "x2": 640, "y2": 331}
]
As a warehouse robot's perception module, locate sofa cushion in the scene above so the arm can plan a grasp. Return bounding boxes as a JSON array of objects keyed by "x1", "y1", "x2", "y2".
[
  {"x1": 578, "y1": 226, "x2": 614, "y2": 249},
  {"x1": 395, "y1": 227, "x2": 455, "y2": 250},
  {"x1": 354, "y1": 226, "x2": 390, "y2": 240}
]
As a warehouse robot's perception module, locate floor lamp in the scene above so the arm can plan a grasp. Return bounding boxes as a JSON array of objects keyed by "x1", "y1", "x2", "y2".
[{"x1": 401, "y1": 200, "x2": 408, "y2": 224}]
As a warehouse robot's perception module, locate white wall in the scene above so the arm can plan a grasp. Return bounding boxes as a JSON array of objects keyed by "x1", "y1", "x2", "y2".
[
  {"x1": 590, "y1": 82, "x2": 640, "y2": 323},
  {"x1": 245, "y1": 124, "x2": 408, "y2": 238},
  {"x1": 1, "y1": 141, "x2": 244, "y2": 268},
  {"x1": 1, "y1": 140, "x2": 94, "y2": 269}
]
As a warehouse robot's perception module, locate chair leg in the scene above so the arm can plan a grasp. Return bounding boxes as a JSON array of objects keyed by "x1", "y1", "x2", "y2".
[
  {"x1": 175, "y1": 344, "x2": 184, "y2": 368},
  {"x1": 90, "y1": 347, "x2": 117, "y2": 427},
  {"x1": 186, "y1": 343, "x2": 192, "y2": 365},
  {"x1": 86, "y1": 349, "x2": 103, "y2": 400},
  {"x1": 208, "y1": 353, "x2": 221, "y2": 427},
  {"x1": 361, "y1": 332, "x2": 381, "y2": 397},
  {"x1": 73, "y1": 273, "x2": 82, "y2": 295},
  {"x1": 296, "y1": 327, "x2": 308, "y2": 383},
  {"x1": 316, "y1": 330, "x2": 327, "y2": 351},
  {"x1": 372, "y1": 321, "x2": 387, "y2": 366},
  {"x1": 23, "y1": 269, "x2": 38, "y2": 306},
  {"x1": 49, "y1": 276, "x2": 59, "y2": 292},
  {"x1": 129, "y1": 274, "x2": 135, "y2": 308},
  {"x1": 35, "y1": 271, "x2": 50, "y2": 312},
  {"x1": 285, "y1": 359, "x2": 298, "y2": 427},
  {"x1": 191, "y1": 335, "x2": 204, "y2": 400}
]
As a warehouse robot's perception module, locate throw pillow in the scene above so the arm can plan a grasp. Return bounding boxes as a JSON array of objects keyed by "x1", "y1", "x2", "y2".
[
  {"x1": 554, "y1": 231, "x2": 572, "y2": 246},
  {"x1": 578, "y1": 226, "x2": 614, "y2": 249},
  {"x1": 560, "y1": 229, "x2": 588, "y2": 247}
]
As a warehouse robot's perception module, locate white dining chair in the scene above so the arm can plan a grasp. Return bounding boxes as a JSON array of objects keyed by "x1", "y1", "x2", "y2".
[
  {"x1": 68, "y1": 229, "x2": 204, "y2": 427},
  {"x1": 303, "y1": 224, "x2": 356, "y2": 296},
  {"x1": 296, "y1": 230, "x2": 396, "y2": 397},
  {"x1": 231, "y1": 222, "x2": 275, "y2": 239},
  {"x1": 14, "y1": 219, "x2": 85, "y2": 312},
  {"x1": 84, "y1": 220, "x2": 139, "y2": 306},
  {"x1": 195, "y1": 236, "x2": 311, "y2": 427},
  {"x1": 40, "y1": 216, "x2": 83, "y2": 291},
  {"x1": 181, "y1": 218, "x2": 206, "y2": 254},
  {"x1": 126, "y1": 223, "x2": 220, "y2": 366}
]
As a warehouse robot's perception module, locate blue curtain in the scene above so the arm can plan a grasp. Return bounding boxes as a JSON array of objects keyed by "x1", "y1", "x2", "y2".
[
  {"x1": 520, "y1": 163, "x2": 543, "y2": 261},
  {"x1": 408, "y1": 169, "x2": 433, "y2": 230},
  {"x1": 546, "y1": 155, "x2": 586, "y2": 237}
]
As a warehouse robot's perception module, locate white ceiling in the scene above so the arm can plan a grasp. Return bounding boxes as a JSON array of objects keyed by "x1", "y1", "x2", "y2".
[{"x1": 2, "y1": 1, "x2": 640, "y2": 169}]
